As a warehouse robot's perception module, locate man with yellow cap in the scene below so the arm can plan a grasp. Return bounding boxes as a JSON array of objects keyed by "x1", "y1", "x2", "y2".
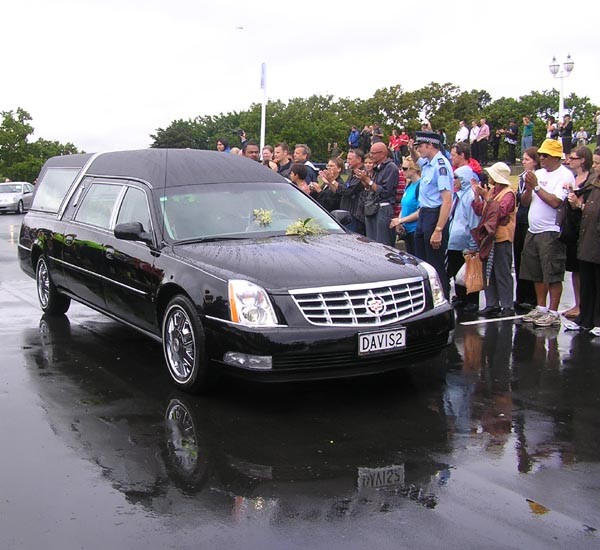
[{"x1": 519, "y1": 139, "x2": 575, "y2": 327}]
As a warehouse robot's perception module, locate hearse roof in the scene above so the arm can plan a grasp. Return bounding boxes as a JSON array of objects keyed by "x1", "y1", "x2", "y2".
[{"x1": 80, "y1": 149, "x2": 287, "y2": 187}]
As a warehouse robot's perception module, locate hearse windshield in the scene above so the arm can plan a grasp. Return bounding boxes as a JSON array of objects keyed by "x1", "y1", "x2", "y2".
[{"x1": 160, "y1": 181, "x2": 344, "y2": 243}]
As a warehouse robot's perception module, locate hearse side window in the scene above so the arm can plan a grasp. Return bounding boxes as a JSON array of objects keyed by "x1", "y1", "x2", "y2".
[
  {"x1": 74, "y1": 183, "x2": 123, "y2": 229},
  {"x1": 30, "y1": 168, "x2": 80, "y2": 213},
  {"x1": 116, "y1": 187, "x2": 152, "y2": 233}
]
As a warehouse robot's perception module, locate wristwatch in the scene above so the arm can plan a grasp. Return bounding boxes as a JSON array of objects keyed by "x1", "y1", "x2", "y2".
[
  {"x1": 534, "y1": 185, "x2": 541, "y2": 193},
  {"x1": 368, "y1": 180, "x2": 374, "y2": 187}
]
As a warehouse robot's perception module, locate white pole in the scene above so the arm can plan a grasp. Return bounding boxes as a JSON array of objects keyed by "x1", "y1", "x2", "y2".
[
  {"x1": 558, "y1": 75, "x2": 565, "y2": 120},
  {"x1": 260, "y1": 62, "x2": 267, "y2": 154}
]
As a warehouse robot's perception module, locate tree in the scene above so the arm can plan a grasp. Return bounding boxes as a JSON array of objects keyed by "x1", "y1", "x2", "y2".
[
  {"x1": 0, "y1": 108, "x2": 34, "y2": 170},
  {"x1": 0, "y1": 108, "x2": 80, "y2": 182},
  {"x1": 149, "y1": 84, "x2": 599, "y2": 162}
]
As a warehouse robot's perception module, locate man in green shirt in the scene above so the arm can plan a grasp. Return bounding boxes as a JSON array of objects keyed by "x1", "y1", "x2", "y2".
[{"x1": 521, "y1": 116, "x2": 534, "y2": 153}]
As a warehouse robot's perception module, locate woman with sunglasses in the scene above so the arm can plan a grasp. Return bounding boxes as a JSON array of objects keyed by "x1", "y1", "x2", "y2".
[
  {"x1": 562, "y1": 147, "x2": 594, "y2": 319},
  {"x1": 389, "y1": 158, "x2": 420, "y2": 255}
]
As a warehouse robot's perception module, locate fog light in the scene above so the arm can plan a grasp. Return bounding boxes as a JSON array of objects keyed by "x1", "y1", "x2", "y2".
[{"x1": 223, "y1": 352, "x2": 273, "y2": 370}]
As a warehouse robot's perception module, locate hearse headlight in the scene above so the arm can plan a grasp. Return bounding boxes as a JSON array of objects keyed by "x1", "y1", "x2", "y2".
[
  {"x1": 228, "y1": 280, "x2": 278, "y2": 327},
  {"x1": 420, "y1": 262, "x2": 447, "y2": 308}
]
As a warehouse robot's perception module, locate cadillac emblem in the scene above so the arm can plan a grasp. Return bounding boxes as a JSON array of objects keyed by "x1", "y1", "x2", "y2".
[{"x1": 365, "y1": 295, "x2": 386, "y2": 316}]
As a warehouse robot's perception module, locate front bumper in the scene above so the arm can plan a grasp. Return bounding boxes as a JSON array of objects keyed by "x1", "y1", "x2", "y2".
[
  {"x1": 0, "y1": 201, "x2": 19, "y2": 211},
  {"x1": 203, "y1": 304, "x2": 454, "y2": 382}
]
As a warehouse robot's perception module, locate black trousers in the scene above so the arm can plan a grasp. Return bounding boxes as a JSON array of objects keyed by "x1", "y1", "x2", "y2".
[
  {"x1": 403, "y1": 231, "x2": 416, "y2": 256},
  {"x1": 478, "y1": 139, "x2": 488, "y2": 165},
  {"x1": 579, "y1": 260, "x2": 600, "y2": 329},
  {"x1": 415, "y1": 207, "x2": 449, "y2": 298},
  {"x1": 471, "y1": 141, "x2": 479, "y2": 165},
  {"x1": 507, "y1": 143, "x2": 516, "y2": 165}
]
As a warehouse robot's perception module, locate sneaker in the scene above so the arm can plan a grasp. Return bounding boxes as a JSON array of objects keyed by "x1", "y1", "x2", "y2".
[
  {"x1": 590, "y1": 327, "x2": 600, "y2": 337},
  {"x1": 533, "y1": 311, "x2": 561, "y2": 327},
  {"x1": 563, "y1": 319, "x2": 583, "y2": 331},
  {"x1": 522, "y1": 308, "x2": 545, "y2": 323}
]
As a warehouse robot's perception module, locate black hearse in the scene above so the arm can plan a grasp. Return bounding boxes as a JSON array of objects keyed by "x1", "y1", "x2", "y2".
[{"x1": 18, "y1": 149, "x2": 453, "y2": 392}]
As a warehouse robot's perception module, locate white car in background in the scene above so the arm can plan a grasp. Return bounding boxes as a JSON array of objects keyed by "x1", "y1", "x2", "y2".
[{"x1": 0, "y1": 181, "x2": 35, "y2": 214}]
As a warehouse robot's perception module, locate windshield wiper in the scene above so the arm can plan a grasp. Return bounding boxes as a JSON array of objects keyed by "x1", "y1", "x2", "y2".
[{"x1": 175, "y1": 236, "x2": 250, "y2": 244}]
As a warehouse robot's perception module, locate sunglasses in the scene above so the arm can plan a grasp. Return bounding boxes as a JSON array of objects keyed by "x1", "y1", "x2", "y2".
[
  {"x1": 539, "y1": 153, "x2": 550, "y2": 158},
  {"x1": 401, "y1": 166, "x2": 409, "y2": 171},
  {"x1": 569, "y1": 156, "x2": 581, "y2": 160}
]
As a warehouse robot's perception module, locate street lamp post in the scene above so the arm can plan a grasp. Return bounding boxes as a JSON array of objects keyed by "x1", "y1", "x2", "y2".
[{"x1": 548, "y1": 54, "x2": 575, "y2": 119}]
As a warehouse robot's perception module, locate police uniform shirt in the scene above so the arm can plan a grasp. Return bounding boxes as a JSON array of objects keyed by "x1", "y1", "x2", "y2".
[{"x1": 417, "y1": 151, "x2": 453, "y2": 208}]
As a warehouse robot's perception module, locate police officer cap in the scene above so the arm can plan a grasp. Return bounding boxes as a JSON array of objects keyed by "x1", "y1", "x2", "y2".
[{"x1": 414, "y1": 131, "x2": 443, "y2": 146}]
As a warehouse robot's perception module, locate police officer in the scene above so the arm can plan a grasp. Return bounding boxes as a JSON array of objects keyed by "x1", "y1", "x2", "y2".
[{"x1": 409, "y1": 131, "x2": 453, "y2": 298}]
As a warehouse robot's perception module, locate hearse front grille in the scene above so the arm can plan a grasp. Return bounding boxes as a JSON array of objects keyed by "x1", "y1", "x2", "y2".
[{"x1": 289, "y1": 278, "x2": 426, "y2": 327}]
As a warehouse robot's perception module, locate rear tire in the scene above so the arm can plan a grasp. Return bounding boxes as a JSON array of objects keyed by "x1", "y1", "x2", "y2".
[
  {"x1": 36, "y1": 257, "x2": 71, "y2": 315},
  {"x1": 162, "y1": 295, "x2": 212, "y2": 393}
]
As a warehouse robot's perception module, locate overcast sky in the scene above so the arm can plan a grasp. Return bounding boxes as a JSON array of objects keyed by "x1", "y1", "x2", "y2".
[{"x1": 4, "y1": 0, "x2": 599, "y2": 152}]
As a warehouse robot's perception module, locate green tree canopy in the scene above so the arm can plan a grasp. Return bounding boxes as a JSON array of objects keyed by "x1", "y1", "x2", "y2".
[
  {"x1": 150, "y1": 82, "x2": 598, "y2": 161},
  {"x1": 0, "y1": 108, "x2": 80, "y2": 182}
]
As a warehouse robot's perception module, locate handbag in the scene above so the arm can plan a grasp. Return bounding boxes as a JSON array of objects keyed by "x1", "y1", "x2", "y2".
[
  {"x1": 556, "y1": 198, "x2": 581, "y2": 245},
  {"x1": 363, "y1": 191, "x2": 379, "y2": 217},
  {"x1": 464, "y1": 252, "x2": 484, "y2": 294}
]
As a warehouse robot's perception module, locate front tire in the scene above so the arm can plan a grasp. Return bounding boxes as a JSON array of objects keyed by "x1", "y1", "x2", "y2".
[
  {"x1": 162, "y1": 295, "x2": 212, "y2": 393},
  {"x1": 36, "y1": 257, "x2": 71, "y2": 315},
  {"x1": 16, "y1": 200, "x2": 24, "y2": 214}
]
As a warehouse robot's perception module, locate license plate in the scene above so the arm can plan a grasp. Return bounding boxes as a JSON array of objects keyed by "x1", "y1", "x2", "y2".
[
  {"x1": 358, "y1": 328, "x2": 406, "y2": 356},
  {"x1": 357, "y1": 465, "x2": 405, "y2": 489}
]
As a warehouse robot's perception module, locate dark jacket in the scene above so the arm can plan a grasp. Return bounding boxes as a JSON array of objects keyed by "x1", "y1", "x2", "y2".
[
  {"x1": 311, "y1": 176, "x2": 342, "y2": 212},
  {"x1": 278, "y1": 160, "x2": 292, "y2": 179},
  {"x1": 578, "y1": 178, "x2": 600, "y2": 264},
  {"x1": 372, "y1": 158, "x2": 399, "y2": 203},
  {"x1": 339, "y1": 173, "x2": 366, "y2": 223}
]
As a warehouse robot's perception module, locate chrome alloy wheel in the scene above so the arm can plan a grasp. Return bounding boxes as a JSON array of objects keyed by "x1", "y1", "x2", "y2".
[
  {"x1": 164, "y1": 305, "x2": 196, "y2": 383},
  {"x1": 36, "y1": 258, "x2": 50, "y2": 309}
]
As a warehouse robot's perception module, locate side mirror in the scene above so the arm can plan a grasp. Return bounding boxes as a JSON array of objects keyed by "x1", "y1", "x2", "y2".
[
  {"x1": 114, "y1": 222, "x2": 153, "y2": 245},
  {"x1": 330, "y1": 209, "x2": 352, "y2": 226}
]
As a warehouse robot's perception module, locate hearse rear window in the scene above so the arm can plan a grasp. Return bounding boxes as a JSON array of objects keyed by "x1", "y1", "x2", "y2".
[{"x1": 31, "y1": 168, "x2": 80, "y2": 213}]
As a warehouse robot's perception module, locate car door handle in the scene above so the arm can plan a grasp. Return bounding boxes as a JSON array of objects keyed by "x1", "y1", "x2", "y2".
[
  {"x1": 64, "y1": 234, "x2": 75, "y2": 246},
  {"x1": 105, "y1": 247, "x2": 114, "y2": 260}
]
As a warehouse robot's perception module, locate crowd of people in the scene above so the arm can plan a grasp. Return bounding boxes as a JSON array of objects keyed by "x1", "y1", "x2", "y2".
[{"x1": 213, "y1": 117, "x2": 600, "y2": 336}]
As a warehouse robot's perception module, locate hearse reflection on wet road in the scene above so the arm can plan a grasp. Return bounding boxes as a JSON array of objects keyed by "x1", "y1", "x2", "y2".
[{"x1": 26, "y1": 313, "x2": 452, "y2": 517}]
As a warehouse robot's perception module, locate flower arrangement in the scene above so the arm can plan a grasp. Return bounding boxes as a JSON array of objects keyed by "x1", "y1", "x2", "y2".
[
  {"x1": 285, "y1": 218, "x2": 325, "y2": 237},
  {"x1": 252, "y1": 208, "x2": 273, "y2": 227}
]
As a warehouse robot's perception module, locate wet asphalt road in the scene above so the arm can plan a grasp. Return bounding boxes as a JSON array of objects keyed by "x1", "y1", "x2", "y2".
[{"x1": 0, "y1": 213, "x2": 599, "y2": 550}]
